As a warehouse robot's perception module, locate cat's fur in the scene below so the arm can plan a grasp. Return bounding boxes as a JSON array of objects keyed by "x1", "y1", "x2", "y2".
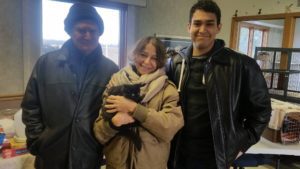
[{"x1": 102, "y1": 84, "x2": 144, "y2": 150}]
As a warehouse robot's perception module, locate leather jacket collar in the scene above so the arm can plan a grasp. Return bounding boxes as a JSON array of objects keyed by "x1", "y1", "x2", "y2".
[{"x1": 183, "y1": 39, "x2": 229, "y2": 66}]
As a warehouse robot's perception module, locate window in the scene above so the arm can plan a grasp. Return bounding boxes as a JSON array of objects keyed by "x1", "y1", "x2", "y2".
[
  {"x1": 237, "y1": 22, "x2": 269, "y2": 57},
  {"x1": 42, "y1": 0, "x2": 123, "y2": 66},
  {"x1": 238, "y1": 27, "x2": 249, "y2": 54},
  {"x1": 293, "y1": 18, "x2": 300, "y2": 48}
]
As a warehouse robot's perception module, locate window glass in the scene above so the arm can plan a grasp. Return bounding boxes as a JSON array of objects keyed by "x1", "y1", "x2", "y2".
[
  {"x1": 237, "y1": 20, "x2": 284, "y2": 57},
  {"x1": 293, "y1": 18, "x2": 300, "y2": 48},
  {"x1": 238, "y1": 27, "x2": 249, "y2": 55},
  {"x1": 252, "y1": 29, "x2": 263, "y2": 57},
  {"x1": 290, "y1": 18, "x2": 300, "y2": 90}
]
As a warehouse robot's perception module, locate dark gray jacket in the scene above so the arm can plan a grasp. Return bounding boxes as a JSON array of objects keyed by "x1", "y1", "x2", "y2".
[
  {"x1": 167, "y1": 39, "x2": 271, "y2": 169},
  {"x1": 22, "y1": 40, "x2": 118, "y2": 169}
]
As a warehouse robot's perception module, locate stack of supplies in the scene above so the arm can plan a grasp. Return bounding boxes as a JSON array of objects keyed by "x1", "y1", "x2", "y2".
[
  {"x1": 1, "y1": 138, "x2": 28, "y2": 159},
  {"x1": 0, "y1": 109, "x2": 28, "y2": 159},
  {"x1": 0, "y1": 126, "x2": 6, "y2": 149}
]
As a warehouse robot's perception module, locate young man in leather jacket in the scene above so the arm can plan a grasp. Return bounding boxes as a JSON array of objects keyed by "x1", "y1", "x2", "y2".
[
  {"x1": 21, "y1": 3, "x2": 118, "y2": 169},
  {"x1": 167, "y1": 1, "x2": 271, "y2": 169}
]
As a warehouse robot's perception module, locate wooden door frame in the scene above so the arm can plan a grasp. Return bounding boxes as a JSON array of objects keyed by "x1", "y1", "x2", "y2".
[{"x1": 229, "y1": 12, "x2": 300, "y2": 50}]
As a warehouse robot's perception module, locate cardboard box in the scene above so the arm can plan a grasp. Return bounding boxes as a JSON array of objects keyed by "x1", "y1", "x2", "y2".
[{"x1": 9, "y1": 138, "x2": 26, "y2": 149}]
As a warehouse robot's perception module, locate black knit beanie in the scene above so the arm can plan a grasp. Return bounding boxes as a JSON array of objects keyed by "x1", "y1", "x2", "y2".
[{"x1": 64, "y1": 3, "x2": 104, "y2": 36}]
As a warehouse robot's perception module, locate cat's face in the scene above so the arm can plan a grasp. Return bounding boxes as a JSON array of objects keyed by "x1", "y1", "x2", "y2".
[{"x1": 108, "y1": 84, "x2": 143, "y2": 102}]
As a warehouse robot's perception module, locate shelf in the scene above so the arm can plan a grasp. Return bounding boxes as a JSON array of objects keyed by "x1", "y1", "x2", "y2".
[{"x1": 255, "y1": 47, "x2": 300, "y2": 103}]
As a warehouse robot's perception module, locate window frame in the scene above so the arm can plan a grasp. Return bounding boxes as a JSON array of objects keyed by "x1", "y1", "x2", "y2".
[
  {"x1": 230, "y1": 12, "x2": 300, "y2": 49},
  {"x1": 230, "y1": 13, "x2": 300, "y2": 100},
  {"x1": 237, "y1": 22, "x2": 269, "y2": 57},
  {"x1": 230, "y1": 12, "x2": 300, "y2": 70}
]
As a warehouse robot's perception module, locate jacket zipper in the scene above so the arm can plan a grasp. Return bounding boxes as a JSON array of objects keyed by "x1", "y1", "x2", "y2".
[
  {"x1": 202, "y1": 47, "x2": 229, "y2": 168},
  {"x1": 202, "y1": 47, "x2": 222, "y2": 85}
]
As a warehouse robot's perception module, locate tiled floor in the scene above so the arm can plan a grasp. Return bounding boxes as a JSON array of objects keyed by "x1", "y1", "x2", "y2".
[
  {"x1": 231, "y1": 154, "x2": 300, "y2": 169},
  {"x1": 102, "y1": 165, "x2": 299, "y2": 169},
  {"x1": 235, "y1": 161, "x2": 300, "y2": 169},
  {"x1": 244, "y1": 166, "x2": 272, "y2": 169},
  {"x1": 233, "y1": 166, "x2": 272, "y2": 169},
  {"x1": 102, "y1": 166, "x2": 277, "y2": 169},
  {"x1": 243, "y1": 165, "x2": 300, "y2": 169},
  {"x1": 101, "y1": 156, "x2": 300, "y2": 169}
]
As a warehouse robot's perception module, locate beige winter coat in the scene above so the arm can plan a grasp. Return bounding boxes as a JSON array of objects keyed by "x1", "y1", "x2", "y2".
[{"x1": 93, "y1": 66, "x2": 184, "y2": 169}]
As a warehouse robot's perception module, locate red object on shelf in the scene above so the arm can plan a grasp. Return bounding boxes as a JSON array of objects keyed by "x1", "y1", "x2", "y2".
[{"x1": 1, "y1": 148, "x2": 28, "y2": 159}]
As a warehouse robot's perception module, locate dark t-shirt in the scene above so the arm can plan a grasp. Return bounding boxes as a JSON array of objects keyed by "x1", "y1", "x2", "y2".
[{"x1": 178, "y1": 56, "x2": 216, "y2": 168}]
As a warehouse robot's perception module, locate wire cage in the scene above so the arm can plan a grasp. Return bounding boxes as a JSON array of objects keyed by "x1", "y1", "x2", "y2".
[{"x1": 281, "y1": 112, "x2": 300, "y2": 144}]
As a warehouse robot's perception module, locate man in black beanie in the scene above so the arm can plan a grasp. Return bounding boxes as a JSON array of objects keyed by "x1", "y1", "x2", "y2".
[{"x1": 22, "y1": 2, "x2": 118, "y2": 169}]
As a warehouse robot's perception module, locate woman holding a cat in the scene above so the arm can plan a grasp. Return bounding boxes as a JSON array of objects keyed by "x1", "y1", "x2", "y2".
[{"x1": 93, "y1": 36, "x2": 184, "y2": 169}]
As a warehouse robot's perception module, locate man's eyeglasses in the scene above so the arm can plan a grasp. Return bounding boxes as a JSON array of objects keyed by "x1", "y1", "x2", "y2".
[{"x1": 74, "y1": 28, "x2": 100, "y2": 36}]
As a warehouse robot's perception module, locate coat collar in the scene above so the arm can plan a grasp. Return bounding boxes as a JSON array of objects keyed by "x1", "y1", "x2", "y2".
[
  {"x1": 183, "y1": 39, "x2": 230, "y2": 65},
  {"x1": 57, "y1": 39, "x2": 103, "y2": 64}
]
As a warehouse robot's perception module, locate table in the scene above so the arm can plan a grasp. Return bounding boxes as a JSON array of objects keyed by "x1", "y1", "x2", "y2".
[
  {"x1": 247, "y1": 137, "x2": 300, "y2": 155},
  {"x1": 245, "y1": 137, "x2": 300, "y2": 169}
]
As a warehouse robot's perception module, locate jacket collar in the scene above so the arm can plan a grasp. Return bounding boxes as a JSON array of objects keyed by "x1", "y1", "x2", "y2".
[
  {"x1": 57, "y1": 39, "x2": 103, "y2": 64},
  {"x1": 183, "y1": 39, "x2": 230, "y2": 65}
]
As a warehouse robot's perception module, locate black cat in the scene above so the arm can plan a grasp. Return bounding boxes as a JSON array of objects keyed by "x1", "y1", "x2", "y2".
[{"x1": 102, "y1": 83, "x2": 144, "y2": 150}]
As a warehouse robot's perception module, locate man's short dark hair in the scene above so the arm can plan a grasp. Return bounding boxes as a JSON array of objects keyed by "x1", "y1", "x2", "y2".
[{"x1": 189, "y1": 0, "x2": 221, "y2": 25}]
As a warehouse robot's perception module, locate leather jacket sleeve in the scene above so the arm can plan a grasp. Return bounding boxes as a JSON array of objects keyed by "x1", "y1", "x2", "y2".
[
  {"x1": 239, "y1": 57, "x2": 271, "y2": 152},
  {"x1": 21, "y1": 58, "x2": 45, "y2": 155},
  {"x1": 165, "y1": 54, "x2": 175, "y2": 83},
  {"x1": 93, "y1": 87, "x2": 119, "y2": 144},
  {"x1": 165, "y1": 51, "x2": 185, "y2": 87}
]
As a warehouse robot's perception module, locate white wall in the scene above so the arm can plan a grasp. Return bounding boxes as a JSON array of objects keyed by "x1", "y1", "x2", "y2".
[
  {"x1": 130, "y1": 0, "x2": 300, "y2": 47},
  {"x1": 1, "y1": 0, "x2": 300, "y2": 96},
  {"x1": 133, "y1": 0, "x2": 197, "y2": 40},
  {"x1": 215, "y1": 0, "x2": 299, "y2": 44},
  {"x1": 0, "y1": 0, "x2": 41, "y2": 96},
  {"x1": 0, "y1": 0, "x2": 23, "y2": 95}
]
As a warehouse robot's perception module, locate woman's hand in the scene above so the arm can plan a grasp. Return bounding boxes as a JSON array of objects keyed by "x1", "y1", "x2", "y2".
[
  {"x1": 111, "y1": 113, "x2": 135, "y2": 127},
  {"x1": 104, "y1": 95, "x2": 137, "y2": 114}
]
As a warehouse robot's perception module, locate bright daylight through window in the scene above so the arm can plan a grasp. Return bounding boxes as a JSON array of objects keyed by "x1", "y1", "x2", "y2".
[{"x1": 42, "y1": 0, "x2": 120, "y2": 65}]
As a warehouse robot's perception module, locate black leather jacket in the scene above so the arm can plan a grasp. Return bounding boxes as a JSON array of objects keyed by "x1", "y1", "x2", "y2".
[
  {"x1": 167, "y1": 40, "x2": 271, "y2": 169},
  {"x1": 21, "y1": 40, "x2": 118, "y2": 169}
]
